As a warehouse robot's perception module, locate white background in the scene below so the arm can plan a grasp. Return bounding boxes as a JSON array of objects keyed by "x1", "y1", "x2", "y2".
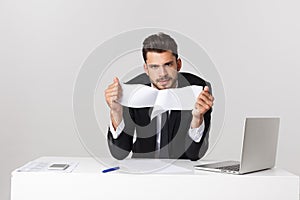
[{"x1": 1, "y1": 0, "x2": 299, "y2": 199}]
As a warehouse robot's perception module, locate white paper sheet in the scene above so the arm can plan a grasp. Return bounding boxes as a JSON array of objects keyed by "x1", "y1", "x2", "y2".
[
  {"x1": 16, "y1": 161, "x2": 79, "y2": 173},
  {"x1": 118, "y1": 83, "x2": 203, "y2": 119},
  {"x1": 117, "y1": 159, "x2": 194, "y2": 174}
]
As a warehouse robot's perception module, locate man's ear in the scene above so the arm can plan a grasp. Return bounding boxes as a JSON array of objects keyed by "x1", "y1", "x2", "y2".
[
  {"x1": 176, "y1": 58, "x2": 182, "y2": 71},
  {"x1": 144, "y1": 63, "x2": 149, "y2": 75}
]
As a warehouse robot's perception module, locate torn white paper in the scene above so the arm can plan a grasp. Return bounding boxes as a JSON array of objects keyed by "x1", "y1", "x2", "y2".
[{"x1": 118, "y1": 83, "x2": 203, "y2": 119}]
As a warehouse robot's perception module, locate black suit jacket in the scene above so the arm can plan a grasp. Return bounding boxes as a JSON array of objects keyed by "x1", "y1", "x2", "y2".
[{"x1": 107, "y1": 72, "x2": 212, "y2": 161}]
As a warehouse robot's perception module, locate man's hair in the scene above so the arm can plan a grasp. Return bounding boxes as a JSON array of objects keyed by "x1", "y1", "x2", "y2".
[{"x1": 142, "y1": 32, "x2": 178, "y2": 62}]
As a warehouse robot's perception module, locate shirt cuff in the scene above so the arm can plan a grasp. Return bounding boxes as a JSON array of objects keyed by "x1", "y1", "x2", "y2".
[
  {"x1": 109, "y1": 119, "x2": 125, "y2": 139},
  {"x1": 188, "y1": 122, "x2": 205, "y2": 143}
]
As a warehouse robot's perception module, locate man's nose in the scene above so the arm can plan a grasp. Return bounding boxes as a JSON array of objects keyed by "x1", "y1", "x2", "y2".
[{"x1": 158, "y1": 65, "x2": 167, "y2": 76}]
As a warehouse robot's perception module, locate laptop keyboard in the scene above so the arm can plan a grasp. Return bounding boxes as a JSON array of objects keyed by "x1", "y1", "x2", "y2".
[{"x1": 216, "y1": 164, "x2": 240, "y2": 172}]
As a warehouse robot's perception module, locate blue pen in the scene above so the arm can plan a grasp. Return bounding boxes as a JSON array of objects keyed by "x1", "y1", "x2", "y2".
[{"x1": 102, "y1": 166, "x2": 120, "y2": 173}]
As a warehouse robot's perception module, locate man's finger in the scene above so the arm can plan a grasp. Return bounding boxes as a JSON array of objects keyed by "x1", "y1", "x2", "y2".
[
  {"x1": 204, "y1": 86, "x2": 209, "y2": 92},
  {"x1": 114, "y1": 77, "x2": 120, "y2": 84},
  {"x1": 198, "y1": 97, "x2": 214, "y2": 108},
  {"x1": 198, "y1": 93, "x2": 211, "y2": 103},
  {"x1": 199, "y1": 90, "x2": 214, "y2": 102}
]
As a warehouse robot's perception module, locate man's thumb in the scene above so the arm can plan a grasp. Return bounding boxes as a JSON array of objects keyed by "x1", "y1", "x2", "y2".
[
  {"x1": 204, "y1": 86, "x2": 209, "y2": 91},
  {"x1": 113, "y1": 77, "x2": 119, "y2": 83}
]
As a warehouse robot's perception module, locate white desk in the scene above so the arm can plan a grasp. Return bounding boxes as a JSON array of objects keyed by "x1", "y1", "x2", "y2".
[{"x1": 11, "y1": 157, "x2": 299, "y2": 200}]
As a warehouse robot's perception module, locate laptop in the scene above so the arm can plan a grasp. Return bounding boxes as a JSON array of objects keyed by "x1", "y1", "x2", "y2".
[{"x1": 195, "y1": 117, "x2": 280, "y2": 174}]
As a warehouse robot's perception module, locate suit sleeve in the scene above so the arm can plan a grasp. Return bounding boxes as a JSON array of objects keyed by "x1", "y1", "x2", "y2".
[
  {"x1": 184, "y1": 108, "x2": 211, "y2": 161},
  {"x1": 107, "y1": 106, "x2": 135, "y2": 160},
  {"x1": 184, "y1": 81, "x2": 212, "y2": 161}
]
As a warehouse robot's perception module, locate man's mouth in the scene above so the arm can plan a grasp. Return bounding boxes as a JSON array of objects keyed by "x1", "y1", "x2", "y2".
[{"x1": 158, "y1": 79, "x2": 170, "y2": 85}]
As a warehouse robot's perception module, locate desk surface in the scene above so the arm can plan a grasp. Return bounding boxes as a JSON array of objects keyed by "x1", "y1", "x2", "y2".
[
  {"x1": 11, "y1": 157, "x2": 299, "y2": 200},
  {"x1": 12, "y1": 156, "x2": 296, "y2": 176}
]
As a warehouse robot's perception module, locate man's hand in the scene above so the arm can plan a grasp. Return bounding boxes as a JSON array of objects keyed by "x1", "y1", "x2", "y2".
[
  {"x1": 104, "y1": 77, "x2": 123, "y2": 130},
  {"x1": 191, "y1": 86, "x2": 214, "y2": 128}
]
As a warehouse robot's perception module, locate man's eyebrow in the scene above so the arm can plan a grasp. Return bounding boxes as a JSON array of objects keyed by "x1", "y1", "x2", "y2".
[
  {"x1": 163, "y1": 60, "x2": 174, "y2": 65},
  {"x1": 147, "y1": 60, "x2": 174, "y2": 66}
]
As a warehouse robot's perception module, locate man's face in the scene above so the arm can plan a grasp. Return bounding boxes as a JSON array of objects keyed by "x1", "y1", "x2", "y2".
[{"x1": 144, "y1": 51, "x2": 182, "y2": 90}]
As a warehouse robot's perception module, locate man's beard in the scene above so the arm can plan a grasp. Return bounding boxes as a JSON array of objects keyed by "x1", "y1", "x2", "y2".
[{"x1": 150, "y1": 75, "x2": 177, "y2": 90}]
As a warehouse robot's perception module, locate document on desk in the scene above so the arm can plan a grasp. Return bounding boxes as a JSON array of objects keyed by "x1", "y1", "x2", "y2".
[
  {"x1": 118, "y1": 83, "x2": 203, "y2": 119},
  {"x1": 117, "y1": 159, "x2": 194, "y2": 174},
  {"x1": 16, "y1": 161, "x2": 79, "y2": 173}
]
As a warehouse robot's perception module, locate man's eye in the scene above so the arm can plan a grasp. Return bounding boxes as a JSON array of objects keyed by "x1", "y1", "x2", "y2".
[
  {"x1": 150, "y1": 65, "x2": 159, "y2": 69},
  {"x1": 164, "y1": 63, "x2": 172, "y2": 67}
]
